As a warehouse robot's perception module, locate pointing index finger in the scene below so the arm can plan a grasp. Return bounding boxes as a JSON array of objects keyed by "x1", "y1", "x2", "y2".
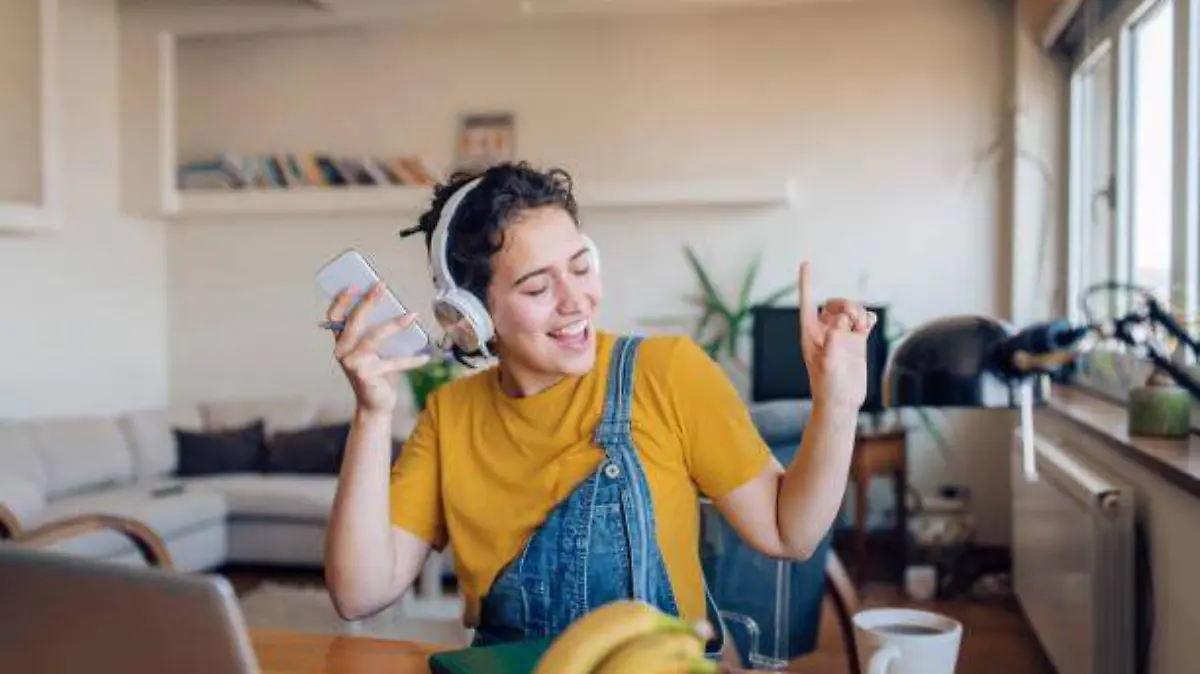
[{"x1": 799, "y1": 262, "x2": 821, "y2": 340}]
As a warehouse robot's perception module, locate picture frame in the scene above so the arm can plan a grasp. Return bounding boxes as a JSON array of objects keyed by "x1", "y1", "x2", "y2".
[{"x1": 455, "y1": 112, "x2": 515, "y2": 173}]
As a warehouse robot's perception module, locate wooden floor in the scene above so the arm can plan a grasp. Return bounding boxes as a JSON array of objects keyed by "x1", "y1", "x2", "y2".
[
  {"x1": 791, "y1": 583, "x2": 1055, "y2": 674},
  {"x1": 221, "y1": 567, "x2": 1056, "y2": 674}
]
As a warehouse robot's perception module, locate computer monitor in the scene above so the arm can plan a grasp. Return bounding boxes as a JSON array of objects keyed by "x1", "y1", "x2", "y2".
[{"x1": 750, "y1": 304, "x2": 890, "y2": 412}]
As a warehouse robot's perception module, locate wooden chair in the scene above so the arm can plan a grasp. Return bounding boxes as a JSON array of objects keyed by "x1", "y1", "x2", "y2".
[
  {"x1": 0, "y1": 502, "x2": 174, "y2": 569},
  {"x1": 788, "y1": 550, "x2": 862, "y2": 674},
  {"x1": 824, "y1": 550, "x2": 862, "y2": 674},
  {"x1": 0, "y1": 503, "x2": 20, "y2": 540}
]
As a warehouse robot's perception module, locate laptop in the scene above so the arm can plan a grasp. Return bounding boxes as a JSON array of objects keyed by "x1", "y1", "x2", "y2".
[{"x1": 0, "y1": 546, "x2": 260, "y2": 674}]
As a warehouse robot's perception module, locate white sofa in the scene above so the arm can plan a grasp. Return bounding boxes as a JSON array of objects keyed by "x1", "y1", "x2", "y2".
[{"x1": 0, "y1": 394, "x2": 418, "y2": 572}]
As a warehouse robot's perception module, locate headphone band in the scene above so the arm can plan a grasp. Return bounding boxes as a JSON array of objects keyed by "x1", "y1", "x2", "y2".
[
  {"x1": 415, "y1": 173, "x2": 597, "y2": 364},
  {"x1": 429, "y1": 176, "x2": 485, "y2": 292}
]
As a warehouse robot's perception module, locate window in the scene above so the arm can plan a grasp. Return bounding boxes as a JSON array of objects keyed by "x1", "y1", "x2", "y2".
[
  {"x1": 1070, "y1": 0, "x2": 1188, "y2": 315},
  {"x1": 1128, "y1": 0, "x2": 1175, "y2": 305},
  {"x1": 1067, "y1": 0, "x2": 1198, "y2": 391},
  {"x1": 1076, "y1": 49, "x2": 1116, "y2": 314}
]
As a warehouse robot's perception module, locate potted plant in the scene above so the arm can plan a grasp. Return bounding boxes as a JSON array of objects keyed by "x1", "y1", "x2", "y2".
[
  {"x1": 680, "y1": 245, "x2": 796, "y2": 375},
  {"x1": 405, "y1": 348, "x2": 464, "y2": 412}
]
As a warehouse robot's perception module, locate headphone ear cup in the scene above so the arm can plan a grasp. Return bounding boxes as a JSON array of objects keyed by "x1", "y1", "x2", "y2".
[{"x1": 433, "y1": 289, "x2": 494, "y2": 355}]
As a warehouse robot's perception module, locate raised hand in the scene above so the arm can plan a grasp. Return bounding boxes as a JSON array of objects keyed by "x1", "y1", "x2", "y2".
[
  {"x1": 797, "y1": 262, "x2": 877, "y2": 415},
  {"x1": 327, "y1": 282, "x2": 431, "y2": 415}
]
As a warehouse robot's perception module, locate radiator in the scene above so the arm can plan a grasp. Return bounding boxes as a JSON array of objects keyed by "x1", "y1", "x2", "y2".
[{"x1": 1010, "y1": 430, "x2": 1135, "y2": 674}]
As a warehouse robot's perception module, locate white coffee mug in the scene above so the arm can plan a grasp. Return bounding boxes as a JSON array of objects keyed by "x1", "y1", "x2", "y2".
[{"x1": 853, "y1": 607, "x2": 962, "y2": 674}]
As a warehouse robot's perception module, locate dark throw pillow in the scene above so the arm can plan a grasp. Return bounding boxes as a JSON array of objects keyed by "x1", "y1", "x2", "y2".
[
  {"x1": 264, "y1": 422, "x2": 353, "y2": 475},
  {"x1": 173, "y1": 420, "x2": 267, "y2": 476}
]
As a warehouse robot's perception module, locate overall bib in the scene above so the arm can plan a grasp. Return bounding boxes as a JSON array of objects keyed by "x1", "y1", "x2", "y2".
[{"x1": 472, "y1": 336, "x2": 726, "y2": 657}]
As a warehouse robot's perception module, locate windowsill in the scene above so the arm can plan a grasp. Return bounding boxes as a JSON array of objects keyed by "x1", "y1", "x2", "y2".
[{"x1": 1044, "y1": 383, "x2": 1200, "y2": 499}]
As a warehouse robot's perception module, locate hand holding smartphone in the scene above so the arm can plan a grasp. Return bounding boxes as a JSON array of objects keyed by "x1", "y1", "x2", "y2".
[{"x1": 315, "y1": 249, "x2": 432, "y2": 359}]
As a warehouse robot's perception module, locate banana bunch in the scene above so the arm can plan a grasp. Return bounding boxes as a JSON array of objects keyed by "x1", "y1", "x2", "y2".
[{"x1": 532, "y1": 599, "x2": 727, "y2": 674}]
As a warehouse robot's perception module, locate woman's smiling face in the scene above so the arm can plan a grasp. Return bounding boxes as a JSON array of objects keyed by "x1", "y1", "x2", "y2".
[{"x1": 485, "y1": 205, "x2": 601, "y2": 395}]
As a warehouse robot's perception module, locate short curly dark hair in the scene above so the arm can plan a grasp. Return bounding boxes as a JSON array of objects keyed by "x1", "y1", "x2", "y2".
[{"x1": 401, "y1": 161, "x2": 580, "y2": 362}]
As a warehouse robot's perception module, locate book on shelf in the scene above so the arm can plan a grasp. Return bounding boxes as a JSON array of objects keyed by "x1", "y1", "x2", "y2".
[{"x1": 177, "y1": 152, "x2": 440, "y2": 192}]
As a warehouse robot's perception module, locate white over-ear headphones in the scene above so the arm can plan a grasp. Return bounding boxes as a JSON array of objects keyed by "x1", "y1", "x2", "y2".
[{"x1": 428, "y1": 176, "x2": 600, "y2": 359}]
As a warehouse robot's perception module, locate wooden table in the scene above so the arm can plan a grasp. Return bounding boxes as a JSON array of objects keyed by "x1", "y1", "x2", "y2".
[
  {"x1": 848, "y1": 426, "x2": 909, "y2": 586},
  {"x1": 251, "y1": 629, "x2": 447, "y2": 674},
  {"x1": 249, "y1": 628, "x2": 773, "y2": 673}
]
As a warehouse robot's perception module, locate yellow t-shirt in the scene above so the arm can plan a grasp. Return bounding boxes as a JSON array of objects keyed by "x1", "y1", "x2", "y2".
[{"x1": 388, "y1": 330, "x2": 774, "y2": 626}]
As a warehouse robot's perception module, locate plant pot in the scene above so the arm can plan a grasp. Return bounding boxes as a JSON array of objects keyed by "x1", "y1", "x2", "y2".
[{"x1": 1129, "y1": 367, "x2": 1191, "y2": 439}]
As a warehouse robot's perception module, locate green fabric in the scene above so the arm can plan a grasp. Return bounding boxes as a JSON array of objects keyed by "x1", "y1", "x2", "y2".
[{"x1": 428, "y1": 638, "x2": 553, "y2": 674}]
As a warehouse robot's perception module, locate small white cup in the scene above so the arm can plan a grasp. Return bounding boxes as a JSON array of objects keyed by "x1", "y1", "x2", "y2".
[
  {"x1": 853, "y1": 607, "x2": 962, "y2": 674},
  {"x1": 904, "y1": 565, "x2": 937, "y2": 601}
]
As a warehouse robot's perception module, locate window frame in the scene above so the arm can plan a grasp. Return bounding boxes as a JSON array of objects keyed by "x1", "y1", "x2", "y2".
[
  {"x1": 1068, "y1": 41, "x2": 1117, "y2": 325},
  {"x1": 1067, "y1": 0, "x2": 1200, "y2": 384}
]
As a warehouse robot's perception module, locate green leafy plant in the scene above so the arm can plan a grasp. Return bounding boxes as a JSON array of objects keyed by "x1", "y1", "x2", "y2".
[
  {"x1": 404, "y1": 349, "x2": 465, "y2": 411},
  {"x1": 681, "y1": 245, "x2": 796, "y2": 372},
  {"x1": 667, "y1": 247, "x2": 953, "y2": 465}
]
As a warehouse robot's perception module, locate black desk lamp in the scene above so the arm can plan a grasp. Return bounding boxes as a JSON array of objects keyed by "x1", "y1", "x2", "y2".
[
  {"x1": 881, "y1": 282, "x2": 1200, "y2": 479},
  {"x1": 884, "y1": 314, "x2": 1059, "y2": 410}
]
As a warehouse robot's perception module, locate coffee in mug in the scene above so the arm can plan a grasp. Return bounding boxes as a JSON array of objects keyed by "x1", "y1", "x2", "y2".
[
  {"x1": 874, "y1": 623, "x2": 946, "y2": 636},
  {"x1": 853, "y1": 608, "x2": 962, "y2": 674}
]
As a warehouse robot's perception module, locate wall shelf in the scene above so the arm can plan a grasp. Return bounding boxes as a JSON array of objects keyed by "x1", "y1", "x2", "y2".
[
  {"x1": 163, "y1": 178, "x2": 798, "y2": 220},
  {"x1": 168, "y1": 185, "x2": 430, "y2": 218},
  {"x1": 0, "y1": 203, "x2": 57, "y2": 233},
  {"x1": 154, "y1": 27, "x2": 799, "y2": 222}
]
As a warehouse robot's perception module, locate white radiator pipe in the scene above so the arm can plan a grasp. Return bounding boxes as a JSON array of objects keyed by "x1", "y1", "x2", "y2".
[{"x1": 1020, "y1": 379, "x2": 1038, "y2": 482}]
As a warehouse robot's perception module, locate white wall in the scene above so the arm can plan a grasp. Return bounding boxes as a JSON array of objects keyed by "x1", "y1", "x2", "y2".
[
  {"x1": 121, "y1": 0, "x2": 1028, "y2": 543},
  {"x1": 0, "y1": 0, "x2": 167, "y2": 419},
  {"x1": 1011, "y1": 0, "x2": 1069, "y2": 326}
]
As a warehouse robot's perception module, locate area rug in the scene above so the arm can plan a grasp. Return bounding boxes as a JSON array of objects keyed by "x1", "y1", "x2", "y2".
[{"x1": 237, "y1": 582, "x2": 473, "y2": 647}]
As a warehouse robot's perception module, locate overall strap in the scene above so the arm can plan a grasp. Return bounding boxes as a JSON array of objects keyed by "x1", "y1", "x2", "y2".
[{"x1": 592, "y1": 335, "x2": 641, "y2": 448}]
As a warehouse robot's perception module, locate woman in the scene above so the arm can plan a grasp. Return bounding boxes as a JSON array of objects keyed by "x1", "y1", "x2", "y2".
[{"x1": 322, "y1": 162, "x2": 874, "y2": 655}]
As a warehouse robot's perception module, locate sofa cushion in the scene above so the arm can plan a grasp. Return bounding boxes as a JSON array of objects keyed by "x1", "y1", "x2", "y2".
[
  {"x1": 0, "y1": 473, "x2": 46, "y2": 526},
  {"x1": 0, "y1": 422, "x2": 48, "y2": 490},
  {"x1": 261, "y1": 422, "x2": 400, "y2": 475},
  {"x1": 30, "y1": 418, "x2": 135, "y2": 500},
  {"x1": 264, "y1": 422, "x2": 351, "y2": 474},
  {"x1": 95, "y1": 521, "x2": 226, "y2": 573},
  {"x1": 202, "y1": 395, "x2": 319, "y2": 435},
  {"x1": 29, "y1": 482, "x2": 227, "y2": 558},
  {"x1": 175, "y1": 420, "x2": 268, "y2": 476},
  {"x1": 748, "y1": 399, "x2": 812, "y2": 447},
  {"x1": 317, "y1": 398, "x2": 417, "y2": 441},
  {"x1": 181, "y1": 474, "x2": 334, "y2": 521},
  {"x1": 118, "y1": 404, "x2": 204, "y2": 481}
]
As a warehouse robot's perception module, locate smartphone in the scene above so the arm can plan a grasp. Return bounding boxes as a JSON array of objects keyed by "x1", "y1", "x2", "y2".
[{"x1": 315, "y1": 249, "x2": 432, "y2": 359}]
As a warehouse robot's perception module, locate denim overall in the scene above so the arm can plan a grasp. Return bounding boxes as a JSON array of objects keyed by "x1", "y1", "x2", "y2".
[{"x1": 472, "y1": 336, "x2": 726, "y2": 657}]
